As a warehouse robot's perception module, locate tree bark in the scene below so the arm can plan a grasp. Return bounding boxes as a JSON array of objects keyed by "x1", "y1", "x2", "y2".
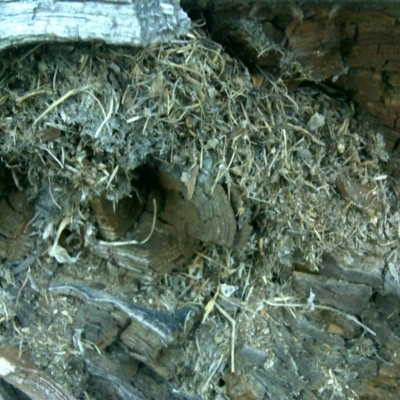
[{"x1": 0, "y1": 0, "x2": 190, "y2": 51}]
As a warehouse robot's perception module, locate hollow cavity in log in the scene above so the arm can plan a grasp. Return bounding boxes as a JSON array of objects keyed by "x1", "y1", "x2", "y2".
[{"x1": 90, "y1": 160, "x2": 244, "y2": 276}]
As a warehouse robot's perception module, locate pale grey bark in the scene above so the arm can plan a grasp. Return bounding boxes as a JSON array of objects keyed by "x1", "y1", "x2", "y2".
[{"x1": 0, "y1": 0, "x2": 191, "y2": 51}]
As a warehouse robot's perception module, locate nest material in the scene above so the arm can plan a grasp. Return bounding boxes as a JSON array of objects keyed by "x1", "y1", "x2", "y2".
[
  {"x1": 0, "y1": 29, "x2": 391, "y2": 269},
  {"x1": 0, "y1": 27, "x2": 399, "y2": 399}
]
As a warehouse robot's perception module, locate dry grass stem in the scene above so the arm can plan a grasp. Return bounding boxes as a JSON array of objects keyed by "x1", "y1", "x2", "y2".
[
  {"x1": 265, "y1": 300, "x2": 376, "y2": 336},
  {"x1": 33, "y1": 85, "x2": 93, "y2": 125}
]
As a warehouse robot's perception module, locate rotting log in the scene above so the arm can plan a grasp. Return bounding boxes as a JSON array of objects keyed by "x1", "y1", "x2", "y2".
[
  {"x1": 1, "y1": 1, "x2": 400, "y2": 399},
  {"x1": 181, "y1": 0, "x2": 400, "y2": 152},
  {"x1": 0, "y1": 0, "x2": 190, "y2": 51},
  {"x1": 90, "y1": 194, "x2": 143, "y2": 242},
  {"x1": 292, "y1": 272, "x2": 372, "y2": 315},
  {"x1": 321, "y1": 251, "x2": 384, "y2": 290},
  {"x1": 49, "y1": 283, "x2": 202, "y2": 399},
  {"x1": 7, "y1": 0, "x2": 400, "y2": 146},
  {"x1": 156, "y1": 161, "x2": 238, "y2": 247},
  {"x1": 89, "y1": 160, "x2": 246, "y2": 278}
]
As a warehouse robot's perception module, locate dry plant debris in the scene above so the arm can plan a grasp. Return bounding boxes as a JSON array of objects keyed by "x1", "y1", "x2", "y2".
[{"x1": 0, "y1": 27, "x2": 399, "y2": 399}]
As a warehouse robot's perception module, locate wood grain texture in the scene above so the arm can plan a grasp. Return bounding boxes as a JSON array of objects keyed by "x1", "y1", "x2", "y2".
[
  {"x1": 91, "y1": 194, "x2": 143, "y2": 241},
  {"x1": 49, "y1": 283, "x2": 202, "y2": 385},
  {"x1": 157, "y1": 162, "x2": 237, "y2": 247},
  {"x1": 0, "y1": 191, "x2": 35, "y2": 261},
  {"x1": 292, "y1": 271, "x2": 372, "y2": 315},
  {"x1": 0, "y1": 347, "x2": 76, "y2": 400},
  {"x1": 90, "y1": 161, "x2": 239, "y2": 276},
  {"x1": 0, "y1": 0, "x2": 190, "y2": 52}
]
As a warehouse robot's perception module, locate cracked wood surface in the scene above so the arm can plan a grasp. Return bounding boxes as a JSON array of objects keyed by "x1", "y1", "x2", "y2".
[
  {"x1": 49, "y1": 283, "x2": 202, "y2": 398},
  {"x1": 0, "y1": 0, "x2": 190, "y2": 51}
]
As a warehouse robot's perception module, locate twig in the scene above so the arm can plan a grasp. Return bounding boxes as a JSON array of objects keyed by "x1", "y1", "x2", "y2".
[
  {"x1": 14, "y1": 268, "x2": 31, "y2": 313},
  {"x1": 15, "y1": 89, "x2": 51, "y2": 104},
  {"x1": 195, "y1": 251, "x2": 229, "y2": 271},
  {"x1": 264, "y1": 300, "x2": 376, "y2": 336},
  {"x1": 48, "y1": 177, "x2": 61, "y2": 210},
  {"x1": 95, "y1": 96, "x2": 114, "y2": 138},
  {"x1": 286, "y1": 122, "x2": 326, "y2": 146},
  {"x1": 33, "y1": 85, "x2": 93, "y2": 125},
  {"x1": 106, "y1": 165, "x2": 119, "y2": 190}
]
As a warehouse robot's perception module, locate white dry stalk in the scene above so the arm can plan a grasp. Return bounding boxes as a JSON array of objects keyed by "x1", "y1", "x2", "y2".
[
  {"x1": 40, "y1": 146, "x2": 64, "y2": 169},
  {"x1": 106, "y1": 165, "x2": 119, "y2": 190},
  {"x1": 202, "y1": 285, "x2": 219, "y2": 323},
  {"x1": 388, "y1": 262, "x2": 400, "y2": 286},
  {"x1": 201, "y1": 354, "x2": 224, "y2": 393},
  {"x1": 265, "y1": 300, "x2": 376, "y2": 336},
  {"x1": 215, "y1": 302, "x2": 236, "y2": 373},
  {"x1": 306, "y1": 289, "x2": 316, "y2": 310},
  {"x1": 202, "y1": 284, "x2": 236, "y2": 373},
  {"x1": 95, "y1": 96, "x2": 114, "y2": 138},
  {"x1": 47, "y1": 176, "x2": 62, "y2": 210},
  {"x1": 33, "y1": 85, "x2": 93, "y2": 125},
  {"x1": 48, "y1": 215, "x2": 80, "y2": 264}
]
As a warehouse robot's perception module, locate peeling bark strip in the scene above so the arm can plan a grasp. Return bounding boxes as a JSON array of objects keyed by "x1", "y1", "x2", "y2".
[
  {"x1": 49, "y1": 283, "x2": 202, "y2": 382},
  {"x1": 49, "y1": 283, "x2": 181, "y2": 343},
  {"x1": 0, "y1": 0, "x2": 190, "y2": 52}
]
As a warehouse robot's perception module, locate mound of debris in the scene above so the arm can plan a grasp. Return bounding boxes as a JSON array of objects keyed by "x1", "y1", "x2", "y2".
[{"x1": 0, "y1": 25, "x2": 399, "y2": 399}]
